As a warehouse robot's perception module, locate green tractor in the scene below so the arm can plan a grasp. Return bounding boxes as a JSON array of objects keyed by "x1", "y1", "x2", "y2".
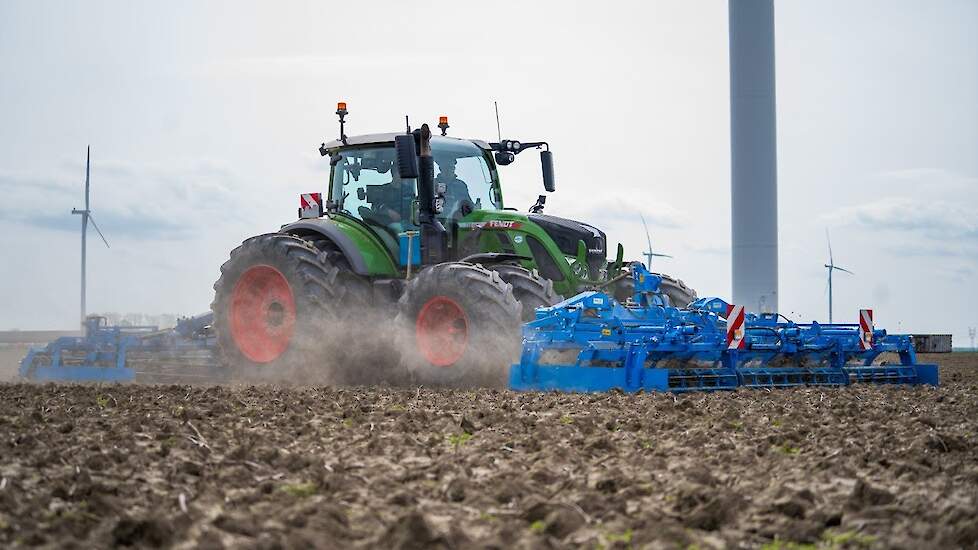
[{"x1": 211, "y1": 103, "x2": 696, "y2": 385}]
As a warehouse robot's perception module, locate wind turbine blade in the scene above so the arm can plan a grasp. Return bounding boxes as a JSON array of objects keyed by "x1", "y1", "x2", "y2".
[
  {"x1": 639, "y1": 212, "x2": 654, "y2": 269},
  {"x1": 85, "y1": 146, "x2": 91, "y2": 210},
  {"x1": 651, "y1": 253, "x2": 673, "y2": 258},
  {"x1": 639, "y1": 213, "x2": 653, "y2": 252},
  {"x1": 87, "y1": 214, "x2": 110, "y2": 248},
  {"x1": 834, "y1": 266, "x2": 854, "y2": 275},
  {"x1": 825, "y1": 228, "x2": 833, "y2": 266}
]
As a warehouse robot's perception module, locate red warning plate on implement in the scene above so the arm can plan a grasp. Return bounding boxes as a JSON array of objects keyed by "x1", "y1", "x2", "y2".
[
  {"x1": 726, "y1": 304, "x2": 746, "y2": 350},
  {"x1": 859, "y1": 309, "x2": 873, "y2": 350}
]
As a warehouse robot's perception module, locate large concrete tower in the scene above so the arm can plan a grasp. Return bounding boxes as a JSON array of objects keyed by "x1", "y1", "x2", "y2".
[{"x1": 729, "y1": 0, "x2": 779, "y2": 313}]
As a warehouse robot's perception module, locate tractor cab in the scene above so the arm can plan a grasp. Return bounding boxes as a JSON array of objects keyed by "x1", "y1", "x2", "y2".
[{"x1": 322, "y1": 134, "x2": 503, "y2": 254}]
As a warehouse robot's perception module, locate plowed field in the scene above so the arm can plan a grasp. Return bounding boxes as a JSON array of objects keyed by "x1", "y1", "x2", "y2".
[{"x1": 1, "y1": 354, "x2": 976, "y2": 548}]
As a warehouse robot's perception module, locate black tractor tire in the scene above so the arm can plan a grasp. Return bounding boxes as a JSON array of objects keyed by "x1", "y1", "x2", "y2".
[
  {"x1": 211, "y1": 233, "x2": 368, "y2": 383},
  {"x1": 487, "y1": 264, "x2": 563, "y2": 321},
  {"x1": 395, "y1": 262, "x2": 522, "y2": 388},
  {"x1": 612, "y1": 277, "x2": 631, "y2": 304},
  {"x1": 657, "y1": 273, "x2": 698, "y2": 308},
  {"x1": 612, "y1": 267, "x2": 698, "y2": 308}
]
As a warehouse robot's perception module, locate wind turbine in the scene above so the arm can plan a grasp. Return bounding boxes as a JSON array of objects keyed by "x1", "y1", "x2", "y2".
[
  {"x1": 71, "y1": 146, "x2": 110, "y2": 326},
  {"x1": 639, "y1": 212, "x2": 672, "y2": 270},
  {"x1": 824, "y1": 229, "x2": 852, "y2": 324}
]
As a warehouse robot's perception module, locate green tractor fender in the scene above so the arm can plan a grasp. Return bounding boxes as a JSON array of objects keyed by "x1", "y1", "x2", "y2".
[
  {"x1": 456, "y1": 210, "x2": 628, "y2": 296},
  {"x1": 457, "y1": 211, "x2": 578, "y2": 292},
  {"x1": 281, "y1": 217, "x2": 399, "y2": 277}
]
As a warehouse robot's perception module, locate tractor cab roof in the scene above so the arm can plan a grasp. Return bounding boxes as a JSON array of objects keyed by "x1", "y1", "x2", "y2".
[{"x1": 322, "y1": 133, "x2": 492, "y2": 152}]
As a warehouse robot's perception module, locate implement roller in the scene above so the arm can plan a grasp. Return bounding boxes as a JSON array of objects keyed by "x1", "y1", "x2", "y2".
[{"x1": 509, "y1": 263, "x2": 938, "y2": 393}]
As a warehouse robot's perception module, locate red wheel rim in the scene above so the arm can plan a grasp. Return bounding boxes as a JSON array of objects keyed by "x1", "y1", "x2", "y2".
[
  {"x1": 229, "y1": 265, "x2": 296, "y2": 363},
  {"x1": 415, "y1": 296, "x2": 468, "y2": 367}
]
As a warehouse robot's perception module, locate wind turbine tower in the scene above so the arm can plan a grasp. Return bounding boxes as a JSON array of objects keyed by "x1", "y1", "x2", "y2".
[
  {"x1": 71, "y1": 147, "x2": 110, "y2": 326},
  {"x1": 729, "y1": 0, "x2": 779, "y2": 314}
]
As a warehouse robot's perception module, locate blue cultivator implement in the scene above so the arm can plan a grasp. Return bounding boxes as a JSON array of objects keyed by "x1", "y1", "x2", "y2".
[
  {"x1": 509, "y1": 264, "x2": 938, "y2": 393},
  {"x1": 19, "y1": 314, "x2": 221, "y2": 383}
]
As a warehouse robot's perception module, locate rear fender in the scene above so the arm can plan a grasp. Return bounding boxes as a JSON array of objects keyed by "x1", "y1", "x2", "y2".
[{"x1": 281, "y1": 218, "x2": 398, "y2": 277}]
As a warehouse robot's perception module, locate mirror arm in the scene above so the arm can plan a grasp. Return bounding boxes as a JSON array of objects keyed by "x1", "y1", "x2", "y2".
[{"x1": 490, "y1": 141, "x2": 548, "y2": 155}]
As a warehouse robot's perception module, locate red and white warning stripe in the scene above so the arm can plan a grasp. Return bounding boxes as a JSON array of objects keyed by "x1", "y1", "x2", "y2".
[
  {"x1": 299, "y1": 192, "x2": 322, "y2": 218},
  {"x1": 726, "y1": 304, "x2": 746, "y2": 350},
  {"x1": 300, "y1": 193, "x2": 321, "y2": 210},
  {"x1": 859, "y1": 309, "x2": 874, "y2": 350}
]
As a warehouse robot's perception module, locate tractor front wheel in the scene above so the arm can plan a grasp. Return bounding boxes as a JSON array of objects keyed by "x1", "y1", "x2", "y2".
[
  {"x1": 395, "y1": 262, "x2": 522, "y2": 387},
  {"x1": 488, "y1": 264, "x2": 562, "y2": 321},
  {"x1": 656, "y1": 273, "x2": 698, "y2": 308}
]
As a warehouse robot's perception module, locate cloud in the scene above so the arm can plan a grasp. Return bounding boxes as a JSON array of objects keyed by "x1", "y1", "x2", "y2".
[
  {"x1": 947, "y1": 264, "x2": 975, "y2": 283},
  {"x1": 572, "y1": 196, "x2": 687, "y2": 231},
  {"x1": 870, "y1": 168, "x2": 978, "y2": 191},
  {"x1": 820, "y1": 167, "x2": 978, "y2": 265},
  {"x1": 685, "y1": 243, "x2": 729, "y2": 256},
  {"x1": 825, "y1": 196, "x2": 978, "y2": 249},
  {"x1": 0, "y1": 159, "x2": 254, "y2": 240}
]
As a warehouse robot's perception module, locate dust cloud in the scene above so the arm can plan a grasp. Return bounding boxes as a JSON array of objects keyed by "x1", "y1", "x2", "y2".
[{"x1": 225, "y1": 283, "x2": 521, "y2": 390}]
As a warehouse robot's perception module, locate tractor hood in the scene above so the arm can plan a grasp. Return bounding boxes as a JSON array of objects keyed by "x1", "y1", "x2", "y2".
[{"x1": 527, "y1": 214, "x2": 607, "y2": 273}]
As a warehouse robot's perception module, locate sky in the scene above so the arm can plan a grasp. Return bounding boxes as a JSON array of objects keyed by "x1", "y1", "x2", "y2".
[{"x1": 0, "y1": 0, "x2": 975, "y2": 345}]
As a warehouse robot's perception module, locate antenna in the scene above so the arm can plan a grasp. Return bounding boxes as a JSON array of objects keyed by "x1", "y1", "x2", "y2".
[
  {"x1": 639, "y1": 213, "x2": 672, "y2": 270},
  {"x1": 823, "y1": 228, "x2": 852, "y2": 324},
  {"x1": 71, "y1": 146, "x2": 110, "y2": 327},
  {"x1": 494, "y1": 101, "x2": 502, "y2": 142},
  {"x1": 405, "y1": 115, "x2": 411, "y2": 133}
]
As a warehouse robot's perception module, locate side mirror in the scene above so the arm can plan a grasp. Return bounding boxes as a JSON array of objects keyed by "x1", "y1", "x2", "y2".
[
  {"x1": 540, "y1": 150, "x2": 555, "y2": 192},
  {"x1": 394, "y1": 134, "x2": 419, "y2": 179}
]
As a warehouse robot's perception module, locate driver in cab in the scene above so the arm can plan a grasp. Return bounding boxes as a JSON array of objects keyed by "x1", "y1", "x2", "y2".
[
  {"x1": 356, "y1": 151, "x2": 412, "y2": 229},
  {"x1": 434, "y1": 153, "x2": 476, "y2": 218}
]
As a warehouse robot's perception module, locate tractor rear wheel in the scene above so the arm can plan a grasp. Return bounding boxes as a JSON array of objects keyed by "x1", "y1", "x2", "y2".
[
  {"x1": 488, "y1": 264, "x2": 562, "y2": 321},
  {"x1": 657, "y1": 273, "x2": 697, "y2": 307},
  {"x1": 211, "y1": 233, "x2": 367, "y2": 382},
  {"x1": 395, "y1": 262, "x2": 522, "y2": 387},
  {"x1": 612, "y1": 267, "x2": 698, "y2": 307}
]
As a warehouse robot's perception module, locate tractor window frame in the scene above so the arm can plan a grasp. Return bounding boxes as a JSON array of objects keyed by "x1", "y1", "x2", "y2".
[
  {"x1": 481, "y1": 149, "x2": 504, "y2": 209},
  {"x1": 430, "y1": 140, "x2": 504, "y2": 219},
  {"x1": 327, "y1": 141, "x2": 505, "y2": 217},
  {"x1": 327, "y1": 145, "x2": 419, "y2": 237}
]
